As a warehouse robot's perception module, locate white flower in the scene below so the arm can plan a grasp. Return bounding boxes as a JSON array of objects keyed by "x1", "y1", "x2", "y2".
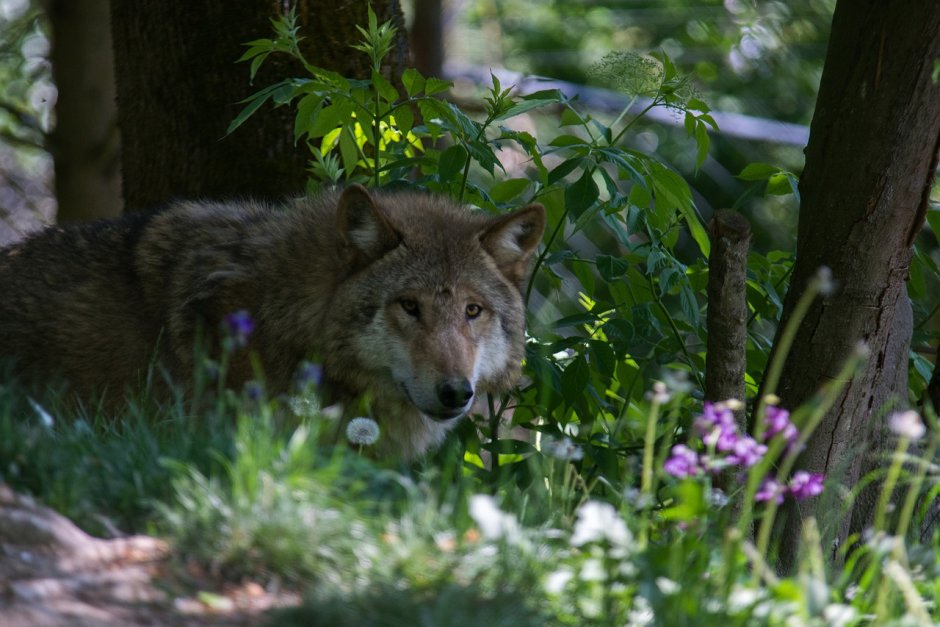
[
  {"x1": 887, "y1": 410, "x2": 926, "y2": 441},
  {"x1": 469, "y1": 494, "x2": 520, "y2": 540},
  {"x1": 811, "y1": 265, "x2": 835, "y2": 296},
  {"x1": 542, "y1": 436, "x2": 584, "y2": 461},
  {"x1": 346, "y1": 417, "x2": 380, "y2": 446},
  {"x1": 822, "y1": 604, "x2": 857, "y2": 627},
  {"x1": 644, "y1": 380, "x2": 670, "y2": 404},
  {"x1": 580, "y1": 557, "x2": 605, "y2": 581},
  {"x1": 544, "y1": 569, "x2": 573, "y2": 595},
  {"x1": 570, "y1": 500, "x2": 632, "y2": 548}
]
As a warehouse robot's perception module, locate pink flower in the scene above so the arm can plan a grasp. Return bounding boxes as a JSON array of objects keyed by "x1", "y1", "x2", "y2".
[
  {"x1": 788, "y1": 471, "x2": 824, "y2": 501},
  {"x1": 755, "y1": 478, "x2": 786, "y2": 504},
  {"x1": 726, "y1": 435, "x2": 767, "y2": 467},
  {"x1": 763, "y1": 405, "x2": 798, "y2": 446},
  {"x1": 664, "y1": 445, "x2": 701, "y2": 478}
]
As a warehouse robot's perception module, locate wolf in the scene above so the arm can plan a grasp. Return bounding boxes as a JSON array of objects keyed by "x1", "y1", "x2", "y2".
[{"x1": 0, "y1": 185, "x2": 545, "y2": 460}]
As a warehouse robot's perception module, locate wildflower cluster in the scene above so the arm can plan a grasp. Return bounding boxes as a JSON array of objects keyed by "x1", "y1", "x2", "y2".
[{"x1": 664, "y1": 400, "x2": 824, "y2": 503}]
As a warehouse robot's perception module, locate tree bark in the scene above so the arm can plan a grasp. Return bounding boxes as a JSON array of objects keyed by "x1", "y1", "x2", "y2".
[
  {"x1": 110, "y1": 0, "x2": 410, "y2": 210},
  {"x1": 767, "y1": 1, "x2": 940, "y2": 573},
  {"x1": 410, "y1": 0, "x2": 444, "y2": 78},
  {"x1": 705, "y1": 209, "x2": 751, "y2": 411},
  {"x1": 48, "y1": 0, "x2": 122, "y2": 221}
]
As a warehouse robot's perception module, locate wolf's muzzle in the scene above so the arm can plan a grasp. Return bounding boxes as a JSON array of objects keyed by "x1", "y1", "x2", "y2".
[{"x1": 436, "y1": 378, "x2": 474, "y2": 416}]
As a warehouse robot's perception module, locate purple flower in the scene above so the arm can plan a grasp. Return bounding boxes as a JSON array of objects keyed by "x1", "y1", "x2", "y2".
[
  {"x1": 726, "y1": 435, "x2": 767, "y2": 467},
  {"x1": 694, "y1": 402, "x2": 736, "y2": 435},
  {"x1": 695, "y1": 402, "x2": 741, "y2": 453},
  {"x1": 295, "y1": 361, "x2": 324, "y2": 390},
  {"x1": 223, "y1": 309, "x2": 255, "y2": 347},
  {"x1": 755, "y1": 478, "x2": 786, "y2": 504},
  {"x1": 788, "y1": 471, "x2": 824, "y2": 501},
  {"x1": 244, "y1": 380, "x2": 263, "y2": 401},
  {"x1": 763, "y1": 406, "x2": 798, "y2": 446},
  {"x1": 664, "y1": 444, "x2": 701, "y2": 478}
]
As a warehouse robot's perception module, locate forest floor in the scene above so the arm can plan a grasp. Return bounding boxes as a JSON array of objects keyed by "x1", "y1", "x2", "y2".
[{"x1": 0, "y1": 484, "x2": 300, "y2": 627}]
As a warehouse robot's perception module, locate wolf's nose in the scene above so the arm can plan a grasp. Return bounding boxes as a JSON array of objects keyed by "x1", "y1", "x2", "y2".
[{"x1": 437, "y1": 378, "x2": 474, "y2": 411}]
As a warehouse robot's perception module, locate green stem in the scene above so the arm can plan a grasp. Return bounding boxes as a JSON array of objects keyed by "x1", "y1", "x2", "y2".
[
  {"x1": 747, "y1": 347, "x2": 865, "y2": 557},
  {"x1": 753, "y1": 275, "x2": 823, "y2": 439},
  {"x1": 637, "y1": 396, "x2": 661, "y2": 550},
  {"x1": 895, "y1": 437, "x2": 937, "y2": 539},
  {"x1": 524, "y1": 204, "x2": 569, "y2": 305},
  {"x1": 610, "y1": 98, "x2": 658, "y2": 146},
  {"x1": 874, "y1": 436, "x2": 909, "y2": 532},
  {"x1": 647, "y1": 273, "x2": 705, "y2": 391}
]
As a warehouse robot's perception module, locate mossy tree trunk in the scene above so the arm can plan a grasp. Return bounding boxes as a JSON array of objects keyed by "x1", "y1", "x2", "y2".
[
  {"x1": 110, "y1": 0, "x2": 410, "y2": 210},
  {"x1": 766, "y1": 0, "x2": 940, "y2": 572}
]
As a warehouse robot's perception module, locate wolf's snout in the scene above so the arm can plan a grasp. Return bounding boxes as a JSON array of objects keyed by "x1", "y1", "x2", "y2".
[{"x1": 436, "y1": 378, "x2": 474, "y2": 412}]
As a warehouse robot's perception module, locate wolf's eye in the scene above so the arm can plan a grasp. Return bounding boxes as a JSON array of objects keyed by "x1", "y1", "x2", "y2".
[
  {"x1": 465, "y1": 303, "x2": 483, "y2": 319},
  {"x1": 400, "y1": 298, "x2": 420, "y2": 317}
]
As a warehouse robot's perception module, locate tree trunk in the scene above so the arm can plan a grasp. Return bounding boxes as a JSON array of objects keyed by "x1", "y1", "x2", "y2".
[
  {"x1": 410, "y1": 0, "x2": 444, "y2": 78},
  {"x1": 705, "y1": 209, "x2": 750, "y2": 410},
  {"x1": 110, "y1": 0, "x2": 410, "y2": 210},
  {"x1": 48, "y1": 0, "x2": 122, "y2": 221},
  {"x1": 767, "y1": 1, "x2": 940, "y2": 573}
]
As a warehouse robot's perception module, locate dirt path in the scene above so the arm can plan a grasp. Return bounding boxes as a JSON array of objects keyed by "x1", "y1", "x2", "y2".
[{"x1": 0, "y1": 484, "x2": 300, "y2": 626}]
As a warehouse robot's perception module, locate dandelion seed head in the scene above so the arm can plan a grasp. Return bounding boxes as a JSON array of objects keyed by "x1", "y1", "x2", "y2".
[{"x1": 346, "y1": 417, "x2": 380, "y2": 446}]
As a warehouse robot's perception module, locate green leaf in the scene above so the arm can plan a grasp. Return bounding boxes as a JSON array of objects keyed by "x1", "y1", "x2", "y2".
[
  {"x1": 293, "y1": 94, "x2": 323, "y2": 142},
  {"x1": 393, "y1": 105, "x2": 413, "y2": 136},
  {"x1": 565, "y1": 168, "x2": 600, "y2": 218},
  {"x1": 552, "y1": 312, "x2": 600, "y2": 328},
  {"x1": 438, "y1": 144, "x2": 468, "y2": 182},
  {"x1": 338, "y1": 127, "x2": 360, "y2": 175},
  {"x1": 597, "y1": 254, "x2": 630, "y2": 281},
  {"x1": 602, "y1": 318, "x2": 635, "y2": 352},
  {"x1": 737, "y1": 162, "x2": 781, "y2": 181},
  {"x1": 767, "y1": 172, "x2": 794, "y2": 196},
  {"x1": 560, "y1": 108, "x2": 584, "y2": 127},
  {"x1": 560, "y1": 354, "x2": 591, "y2": 406},
  {"x1": 693, "y1": 121, "x2": 710, "y2": 170},
  {"x1": 660, "y1": 480, "x2": 707, "y2": 521},
  {"x1": 401, "y1": 67, "x2": 425, "y2": 97},
  {"x1": 649, "y1": 163, "x2": 710, "y2": 258},
  {"x1": 424, "y1": 77, "x2": 452, "y2": 96},
  {"x1": 493, "y1": 98, "x2": 558, "y2": 121},
  {"x1": 371, "y1": 69, "x2": 399, "y2": 104},
  {"x1": 227, "y1": 89, "x2": 278, "y2": 135},
  {"x1": 628, "y1": 182, "x2": 652, "y2": 208},
  {"x1": 489, "y1": 178, "x2": 531, "y2": 202},
  {"x1": 926, "y1": 208, "x2": 940, "y2": 239},
  {"x1": 548, "y1": 134, "x2": 588, "y2": 148},
  {"x1": 307, "y1": 102, "x2": 350, "y2": 139},
  {"x1": 589, "y1": 340, "x2": 616, "y2": 379},
  {"x1": 547, "y1": 157, "x2": 584, "y2": 185},
  {"x1": 522, "y1": 88, "x2": 565, "y2": 102}
]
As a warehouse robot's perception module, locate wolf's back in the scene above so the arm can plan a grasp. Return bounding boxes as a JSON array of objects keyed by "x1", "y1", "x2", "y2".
[{"x1": 0, "y1": 213, "x2": 167, "y2": 394}]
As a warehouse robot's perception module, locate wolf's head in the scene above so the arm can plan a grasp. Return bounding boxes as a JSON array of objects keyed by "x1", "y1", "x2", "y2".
[{"x1": 326, "y1": 185, "x2": 544, "y2": 428}]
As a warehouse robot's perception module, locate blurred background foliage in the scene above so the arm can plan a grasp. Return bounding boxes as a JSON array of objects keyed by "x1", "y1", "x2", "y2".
[
  {"x1": 0, "y1": 0, "x2": 53, "y2": 245},
  {"x1": 442, "y1": 0, "x2": 836, "y2": 252},
  {"x1": 0, "y1": 0, "x2": 837, "y2": 250}
]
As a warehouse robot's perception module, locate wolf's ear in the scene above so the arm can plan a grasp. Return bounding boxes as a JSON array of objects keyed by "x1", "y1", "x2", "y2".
[
  {"x1": 480, "y1": 204, "x2": 545, "y2": 285},
  {"x1": 337, "y1": 184, "x2": 400, "y2": 259}
]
